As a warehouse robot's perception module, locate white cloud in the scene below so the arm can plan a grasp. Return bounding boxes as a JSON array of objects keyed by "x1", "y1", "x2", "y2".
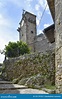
[
  {"x1": 0, "y1": 32, "x2": 18, "y2": 63},
  {"x1": 38, "y1": 0, "x2": 47, "y2": 8},
  {"x1": 0, "y1": 54, "x2": 4, "y2": 63},
  {"x1": 26, "y1": 0, "x2": 33, "y2": 2},
  {"x1": 44, "y1": 23, "x2": 51, "y2": 28},
  {"x1": 0, "y1": 37, "x2": 8, "y2": 63},
  {"x1": 0, "y1": 14, "x2": 17, "y2": 63},
  {"x1": 7, "y1": 0, "x2": 33, "y2": 9},
  {"x1": 0, "y1": 38, "x2": 7, "y2": 50},
  {"x1": 0, "y1": 28, "x2": 18, "y2": 63},
  {"x1": 38, "y1": 0, "x2": 49, "y2": 13},
  {"x1": 0, "y1": 13, "x2": 18, "y2": 63},
  {"x1": 38, "y1": 29, "x2": 43, "y2": 34},
  {"x1": 0, "y1": 2, "x2": 3, "y2": 7},
  {"x1": 36, "y1": 11, "x2": 42, "y2": 26},
  {"x1": 24, "y1": 0, "x2": 34, "y2": 13},
  {"x1": 36, "y1": 19, "x2": 39, "y2": 26},
  {"x1": 0, "y1": 14, "x2": 10, "y2": 27},
  {"x1": 0, "y1": 1, "x2": 6, "y2": 8},
  {"x1": 0, "y1": 0, "x2": 22, "y2": 9},
  {"x1": 35, "y1": 4, "x2": 40, "y2": 11},
  {"x1": 7, "y1": 0, "x2": 22, "y2": 7},
  {"x1": 37, "y1": 11, "x2": 42, "y2": 19}
]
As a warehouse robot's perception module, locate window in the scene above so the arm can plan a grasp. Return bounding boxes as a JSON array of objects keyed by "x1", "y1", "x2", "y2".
[
  {"x1": 31, "y1": 31, "x2": 33, "y2": 34},
  {"x1": 22, "y1": 34, "x2": 23, "y2": 36}
]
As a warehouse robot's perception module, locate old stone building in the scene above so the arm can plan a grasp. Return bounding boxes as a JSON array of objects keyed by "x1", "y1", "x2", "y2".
[
  {"x1": 17, "y1": 0, "x2": 62, "y2": 93},
  {"x1": 17, "y1": 11, "x2": 55, "y2": 53},
  {"x1": 47, "y1": 0, "x2": 62, "y2": 93},
  {"x1": 17, "y1": 11, "x2": 37, "y2": 52}
]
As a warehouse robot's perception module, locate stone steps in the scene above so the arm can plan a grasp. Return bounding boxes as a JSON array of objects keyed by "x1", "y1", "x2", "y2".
[
  {"x1": 0, "y1": 84, "x2": 27, "y2": 90},
  {"x1": 0, "y1": 81, "x2": 13, "y2": 84},
  {"x1": 0, "y1": 89, "x2": 48, "y2": 94},
  {"x1": 0, "y1": 89, "x2": 21, "y2": 94},
  {"x1": 0, "y1": 81, "x2": 48, "y2": 94},
  {"x1": 0, "y1": 80, "x2": 28, "y2": 94},
  {"x1": 0, "y1": 80, "x2": 27, "y2": 90}
]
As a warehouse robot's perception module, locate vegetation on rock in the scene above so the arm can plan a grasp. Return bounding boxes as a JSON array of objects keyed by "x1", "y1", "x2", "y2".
[{"x1": 2, "y1": 51, "x2": 55, "y2": 90}]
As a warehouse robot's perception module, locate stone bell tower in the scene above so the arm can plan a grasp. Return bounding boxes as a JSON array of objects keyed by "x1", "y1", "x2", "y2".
[{"x1": 17, "y1": 10, "x2": 37, "y2": 52}]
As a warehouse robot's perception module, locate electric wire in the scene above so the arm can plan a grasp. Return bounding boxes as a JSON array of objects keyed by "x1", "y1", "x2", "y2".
[{"x1": 38, "y1": 4, "x2": 48, "y2": 27}]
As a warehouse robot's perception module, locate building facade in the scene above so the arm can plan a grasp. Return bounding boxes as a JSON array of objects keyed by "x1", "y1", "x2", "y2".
[
  {"x1": 17, "y1": 11, "x2": 55, "y2": 53},
  {"x1": 17, "y1": 0, "x2": 62, "y2": 93},
  {"x1": 17, "y1": 11, "x2": 37, "y2": 52},
  {"x1": 55, "y1": 0, "x2": 62, "y2": 93},
  {"x1": 46, "y1": 0, "x2": 62, "y2": 93}
]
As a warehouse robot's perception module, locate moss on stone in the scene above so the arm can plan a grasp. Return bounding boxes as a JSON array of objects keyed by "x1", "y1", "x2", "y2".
[{"x1": 3, "y1": 51, "x2": 55, "y2": 87}]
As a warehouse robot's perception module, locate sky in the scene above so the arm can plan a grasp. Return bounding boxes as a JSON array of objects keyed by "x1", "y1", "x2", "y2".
[{"x1": 0, "y1": 0, "x2": 53, "y2": 63}]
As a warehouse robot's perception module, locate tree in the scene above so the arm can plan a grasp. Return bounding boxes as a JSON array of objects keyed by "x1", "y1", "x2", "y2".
[
  {"x1": 17, "y1": 41, "x2": 30, "y2": 55},
  {"x1": 4, "y1": 41, "x2": 30, "y2": 58}
]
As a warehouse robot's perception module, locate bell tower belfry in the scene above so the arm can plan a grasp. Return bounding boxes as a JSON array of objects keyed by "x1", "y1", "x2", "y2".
[{"x1": 17, "y1": 10, "x2": 37, "y2": 52}]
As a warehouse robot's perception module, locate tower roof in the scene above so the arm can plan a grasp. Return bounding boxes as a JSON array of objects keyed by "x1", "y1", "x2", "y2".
[
  {"x1": 43, "y1": 24, "x2": 55, "y2": 43},
  {"x1": 43, "y1": 0, "x2": 55, "y2": 43},
  {"x1": 25, "y1": 11, "x2": 36, "y2": 17}
]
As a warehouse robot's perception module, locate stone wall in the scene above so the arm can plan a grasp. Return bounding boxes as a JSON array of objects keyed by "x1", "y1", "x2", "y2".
[
  {"x1": 35, "y1": 34, "x2": 55, "y2": 53},
  {"x1": 55, "y1": 0, "x2": 62, "y2": 93},
  {"x1": 2, "y1": 51, "x2": 55, "y2": 88}
]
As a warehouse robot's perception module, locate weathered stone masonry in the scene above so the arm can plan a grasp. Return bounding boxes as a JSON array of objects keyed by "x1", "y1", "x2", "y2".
[
  {"x1": 55, "y1": 0, "x2": 62, "y2": 93},
  {"x1": 2, "y1": 52, "x2": 55, "y2": 89},
  {"x1": 46, "y1": 0, "x2": 62, "y2": 93},
  {"x1": 17, "y1": 11, "x2": 55, "y2": 53}
]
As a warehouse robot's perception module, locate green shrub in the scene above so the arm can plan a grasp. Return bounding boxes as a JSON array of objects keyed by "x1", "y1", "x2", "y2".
[{"x1": 3, "y1": 41, "x2": 30, "y2": 58}]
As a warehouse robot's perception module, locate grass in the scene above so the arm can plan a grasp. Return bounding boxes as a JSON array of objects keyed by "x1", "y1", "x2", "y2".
[{"x1": 44, "y1": 84, "x2": 56, "y2": 90}]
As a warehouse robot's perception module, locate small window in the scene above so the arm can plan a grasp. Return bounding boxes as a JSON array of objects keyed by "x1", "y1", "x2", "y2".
[
  {"x1": 31, "y1": 31, "x2": 33, "y2": 34},
  {"x1": 22, "y1": 34, "x2": 23, "y2": 36}
]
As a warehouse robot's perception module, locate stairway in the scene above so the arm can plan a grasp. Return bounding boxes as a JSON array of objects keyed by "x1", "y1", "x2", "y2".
[
  {"x1": 0, "y1": 65, "x2": 48, "y2": 94},
  {"x1": 0, "y1": 81, "x2": 27, "y2": 93},
  {"x1": 0, "y1": 81, "x2": 48, "y2": 94}
]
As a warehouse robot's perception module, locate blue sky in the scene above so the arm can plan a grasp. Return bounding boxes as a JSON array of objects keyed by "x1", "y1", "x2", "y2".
[{"x1": 0, "y1": 0, "x2": 53, "y2": 63}]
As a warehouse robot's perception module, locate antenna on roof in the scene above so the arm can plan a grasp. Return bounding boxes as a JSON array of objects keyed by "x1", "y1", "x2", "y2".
[{"x1": 22, "y1": 9, "x2": 25, "y2": 17}]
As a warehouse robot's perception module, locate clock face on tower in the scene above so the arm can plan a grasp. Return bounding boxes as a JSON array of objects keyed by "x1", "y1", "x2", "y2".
[{"x1": 21, "y1": 20, "x2": 24, "y2": 27}]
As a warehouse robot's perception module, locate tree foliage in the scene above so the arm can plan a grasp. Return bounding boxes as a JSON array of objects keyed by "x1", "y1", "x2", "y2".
[{"x1": 4, "y1": 41, "x2": 30, "y2": 58}]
